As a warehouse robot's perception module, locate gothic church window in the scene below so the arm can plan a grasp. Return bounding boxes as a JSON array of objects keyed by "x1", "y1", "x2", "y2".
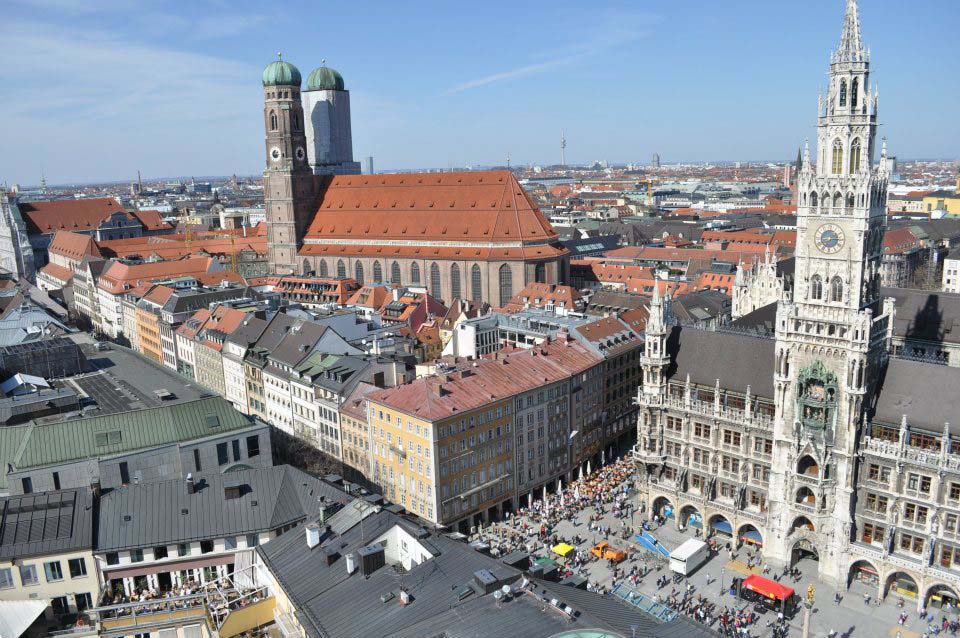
[
  {"x1": 451, "y1": 263, "x2": 461, "y2": 300},
  {"x1": 810, "y1": 192, "x2": 818, "y2": 208},
  {"x1": 535, "y1": 262, "x2": 546, "y2": 283},
  {"x1": 336, "y1": 259, "x2": 346, "y2": 278},
  {"x1": 355, "y1": 261, "x2": 364, "y2": 285},
  {"x1": 831, "y1": 276, "x2": 843, "y2": 302},
  {"x1": 849, "y1": 139, "x2": 861, "y2": 173},
  {"x1": 373, "y1": 261, "x2": 383, "y2": 282},
  {"x1": 411, "y1": 262, "x2": 420, "y2": 284},
  {"x1": 430, "y1": 263, "x2": 441, "y2": 299},
  {"x1": 391, "y1": 262, "x2": 401, "y2": 285},
  {"x1": 499, "y1": 264, "x2": 513, "y2": 307},
  {"x1": 831, "y1": 139, "x2": 843, "y2": 174},
  {"x1": 319, "y1": 260, "x2": 328, "y2": 277},
  {"x1": 851, "y1": 78, "x2": 859, "y2": 109},
  {"x1": 810, "y1": 275, "x2": 823, "y2": 300},
  {"x1": 839, "y1": 79, "x2": 847, "y2": 107},
  {"x1": 471, "y1": 264, "x2": 482, "y2": 303},
  {"x1": 269, "y1": 111, "x2": 278, "y2": 131}
]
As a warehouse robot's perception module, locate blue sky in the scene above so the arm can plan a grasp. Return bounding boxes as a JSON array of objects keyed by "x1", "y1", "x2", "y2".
[{"x1": 0, "y1": 0, "x2": 957, "y2": 185}]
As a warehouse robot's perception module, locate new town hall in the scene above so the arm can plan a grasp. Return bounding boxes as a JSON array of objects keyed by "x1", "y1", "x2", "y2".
[{"x1": 634, "y1": 0, "x2": 960, "y2": 609}]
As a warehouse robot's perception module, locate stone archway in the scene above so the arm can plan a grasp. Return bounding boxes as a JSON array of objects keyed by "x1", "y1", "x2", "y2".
[
  {"x1": 790, "y1": 538, "x2": 819, "y2": 568},
  {"x1": 708, "y1": 513, "x2": 732, "y2": 538},
  {"x1": 795, "y1": 486, "x2": 816, "y2": 505},
  {"x1": 737, "y1": 524, "x2": 763, "y2": 548},
  {"x1": 789, "y1": 516, "x2": 815, "y2": 535},
  {"x1": 847, "y1": 559, "x2": 879, "y2": 589},
  {"x1": 925, "y1": 583, "x2": 960, "y2": 612},
  {"x1": 679, "y1": 504, "x2": 702, "y2": 530},
  {"x1": 652, "y1": 496, "x2": 674, "y2": 520},
  {"x1": 884, "y1": 571, "x2": 919, "y2": 600}
]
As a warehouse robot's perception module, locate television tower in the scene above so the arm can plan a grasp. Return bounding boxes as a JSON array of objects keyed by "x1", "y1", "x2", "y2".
[{"x1": 560, "y1": 131, "x2": 567, "y2": 167}]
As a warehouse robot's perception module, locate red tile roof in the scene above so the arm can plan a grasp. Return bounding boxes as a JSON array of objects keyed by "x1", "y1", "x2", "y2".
[
  {"x1": 301, "y1": 171, "x2": 566, "y2": 260},
  {"x1": 503, "y1": 283, "x2": 581, "y2": 312},
  {"x1": 48, "y1": 231, "x2": 102, "y2": 262},
  {"x1": 97, "y1": 257, "x2": 218, "y2": 294},
  {"x1": 130, "y1": 209, "x2": 174, "y2": 232},
  {"x1": 369, "y1": 335, "x2": 602, "y2": 421},
  {"x1": 38, "y1": 262, "x2": 74, "y2": 283},
  {"x1": 19, "y1": 198, "x2": 127, "y2": 234}
]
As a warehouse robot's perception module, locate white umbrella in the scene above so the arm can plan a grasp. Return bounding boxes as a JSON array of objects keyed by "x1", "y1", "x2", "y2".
[
  {"x1": 527, "y1": 492, "x2": 533, "y2": 510},
  {"x1": 578, "y1": 465, "x2": 584, "y2": 482},
  {"x1": 558, "y1": 478, "x2": 563, "y2": 495},
  {"x1": 574, "y1": 486, "x2": 581, "y2": 500},
  {"x1": 542, "y1": 484, "x2": 548, "y2": 503},
  {"x1": 602, "y1": 449, "x2": 606, "y2": 465},
  {"x1": 587, "y1": 460, "x2": 592, "y2": 475}
]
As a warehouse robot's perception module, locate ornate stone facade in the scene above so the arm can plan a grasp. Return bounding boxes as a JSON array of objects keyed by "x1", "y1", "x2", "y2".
[{"x1": 634, "y1": 1, "x2": 960, "y2": 610}]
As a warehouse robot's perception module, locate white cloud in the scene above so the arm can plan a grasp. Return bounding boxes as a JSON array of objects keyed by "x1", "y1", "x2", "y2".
[
  {"x1": 442, "y1": 9, "x2": 660, "y2": 95},
  {"x1": 0, "y1": 18, "x2": 263, "y2": 183}
]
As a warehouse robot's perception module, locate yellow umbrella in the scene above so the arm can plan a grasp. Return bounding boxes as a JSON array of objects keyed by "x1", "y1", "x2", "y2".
[{"x1": 552, "y1": 542, "x2": 575, "y2": 557}]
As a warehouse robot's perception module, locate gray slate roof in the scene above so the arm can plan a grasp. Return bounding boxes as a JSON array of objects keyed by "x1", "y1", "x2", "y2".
[
  {"x1": 882, "y1": 287, "x2": 960, "y2": 345},
  {"x1": 0, "y1": 489, "x2": 93, "y2": 559},
  {"x1": 97, "y1": 465, "x2": 344, "y2": 551},
  {"x1": 666, "y1": 326, "x2": 776, "y2": 399},
  {"x1": 873, "y1": 357, "x2": 960, "y2": 433},
  {"x1": 259, "y1": 505, "x2": 713, "y2": 638}
]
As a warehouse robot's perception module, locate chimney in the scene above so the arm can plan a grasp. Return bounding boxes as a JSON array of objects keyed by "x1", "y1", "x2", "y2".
[
  {"x1": 433, "y1": 384, "x2": 445, "y2": 397},
  {"x1": 186, "y1": 473, "x2": 195, "y2": 495},
  {"x1": 90, "y1": 479, "x2": 101, "y2": 498},
  {"x1": 306, "y1": 522, "x2": 321, "y2": 549}
]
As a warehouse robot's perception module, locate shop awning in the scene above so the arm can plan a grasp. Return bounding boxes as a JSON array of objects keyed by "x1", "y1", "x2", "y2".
[
  {"x1": 0, "y1": 600, "x2": 49, "y2": 638},
  {"x1": 711, "y1": 519, "x2": 733, "y2": 534},
  {"x1": 552, "y1": 543, "x2": 576, "y2": 557},
  {"x1": 742, "y1": 575, "x2": 795, "y2": 601},
  {"x1": 739, "y1": 529, "x2": 763, "y2": 544}
]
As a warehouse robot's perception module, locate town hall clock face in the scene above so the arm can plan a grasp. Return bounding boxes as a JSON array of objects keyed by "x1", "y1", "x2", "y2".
[
  {"x1": 270, "y1": 147, "x2": 281, "y2": 162},
  {"x1": 815, "y1": 224, "x2": 845, "y2": 254},
  {"x1": 295, "y1": 146, "x2": 306, "y2": 162}
]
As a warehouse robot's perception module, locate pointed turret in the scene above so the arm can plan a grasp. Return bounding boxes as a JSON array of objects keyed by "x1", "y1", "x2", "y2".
[{"x1": 834, "y1": 0, "x2": 866, "y2": 64}]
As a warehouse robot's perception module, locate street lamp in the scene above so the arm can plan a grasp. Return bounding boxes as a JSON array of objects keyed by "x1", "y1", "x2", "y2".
[{"x1": 720, "y1": 567, "x2": 726, "y2": 595}]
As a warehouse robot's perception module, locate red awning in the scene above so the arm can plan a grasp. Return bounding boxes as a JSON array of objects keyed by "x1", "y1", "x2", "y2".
[{"x1": 742, "y1": 574, "x2": 795, "y2": 601}]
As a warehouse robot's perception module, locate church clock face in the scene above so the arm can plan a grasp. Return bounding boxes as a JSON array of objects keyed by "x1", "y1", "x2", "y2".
[
  {"x1": 815, "y1": 224, "x2": 845, "y2": 254},
  {"x1": 295, "y1": 146, "x2": 306, "y2": 162},
  {"x1": 270, "y1": 147, "x2": 281, "y2": 162}
]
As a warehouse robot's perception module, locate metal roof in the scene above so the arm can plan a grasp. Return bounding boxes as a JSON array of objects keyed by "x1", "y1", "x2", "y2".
[
  {"x1": 97, "y1": 465, "x2": 343, "y2": 551},
  {"x1": 0, "y1": 488, "x2": 94, "y2": 559},
  {"x1": 0, "y1": 396, "x2": 257, "y2": 482}
]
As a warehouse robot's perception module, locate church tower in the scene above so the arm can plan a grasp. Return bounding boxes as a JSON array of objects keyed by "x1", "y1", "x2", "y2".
[
  {"x1": 262, "y1": 55, "x2": 315, "y2": 275},
  {"x1": 302, "y1": 63, "x2": 361, "y2": 176},
  {"x1": 766, "y1": 0, "x2": 892, "y2": 585}
]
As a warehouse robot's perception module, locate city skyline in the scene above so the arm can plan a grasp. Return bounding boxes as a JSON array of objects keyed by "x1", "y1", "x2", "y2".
[{"x1": 1, "y1": 0, "x2": 958, "y2": 185}]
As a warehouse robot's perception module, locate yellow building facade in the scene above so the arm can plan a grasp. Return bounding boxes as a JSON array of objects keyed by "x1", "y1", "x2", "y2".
[{"x1": 366, "y1": 396, "x2": 514, "y2": 529}]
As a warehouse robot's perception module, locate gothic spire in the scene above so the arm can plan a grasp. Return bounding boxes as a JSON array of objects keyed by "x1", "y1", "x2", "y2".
[{"x1": 834, "y1": 0, "x2": 865, "y2": 64}]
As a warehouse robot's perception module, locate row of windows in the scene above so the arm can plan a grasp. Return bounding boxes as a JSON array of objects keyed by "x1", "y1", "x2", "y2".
[
  {"x1": 317, "y1": 259, "x2": 522, "y2": 306},
  {"x1": 0, "y1": 557, "x2": 88, "y2": 590},
  {"x1": 104, "y1": 535, "x2": 259, "y2": 567}
]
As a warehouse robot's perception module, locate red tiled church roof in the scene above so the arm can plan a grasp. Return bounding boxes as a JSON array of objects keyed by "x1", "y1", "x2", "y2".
[{"x1": 302, "y1": 171, "x2": 562, "y2": 250}]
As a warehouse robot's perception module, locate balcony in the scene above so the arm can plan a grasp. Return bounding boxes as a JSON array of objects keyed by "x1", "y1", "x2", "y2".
[{"x1": 274, "y1": 609, "x2": 304, "y2": 638}]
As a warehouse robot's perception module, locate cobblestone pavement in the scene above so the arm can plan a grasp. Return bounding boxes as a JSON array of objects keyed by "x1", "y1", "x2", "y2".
[{"x1": 482, "y1": 465, "x2": 957, "y2": 638}]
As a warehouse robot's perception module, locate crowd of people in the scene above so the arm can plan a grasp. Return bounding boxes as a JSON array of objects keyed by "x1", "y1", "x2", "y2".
[{"x1": 97, "y1": 577, "x2": 266, "y2": 623}]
